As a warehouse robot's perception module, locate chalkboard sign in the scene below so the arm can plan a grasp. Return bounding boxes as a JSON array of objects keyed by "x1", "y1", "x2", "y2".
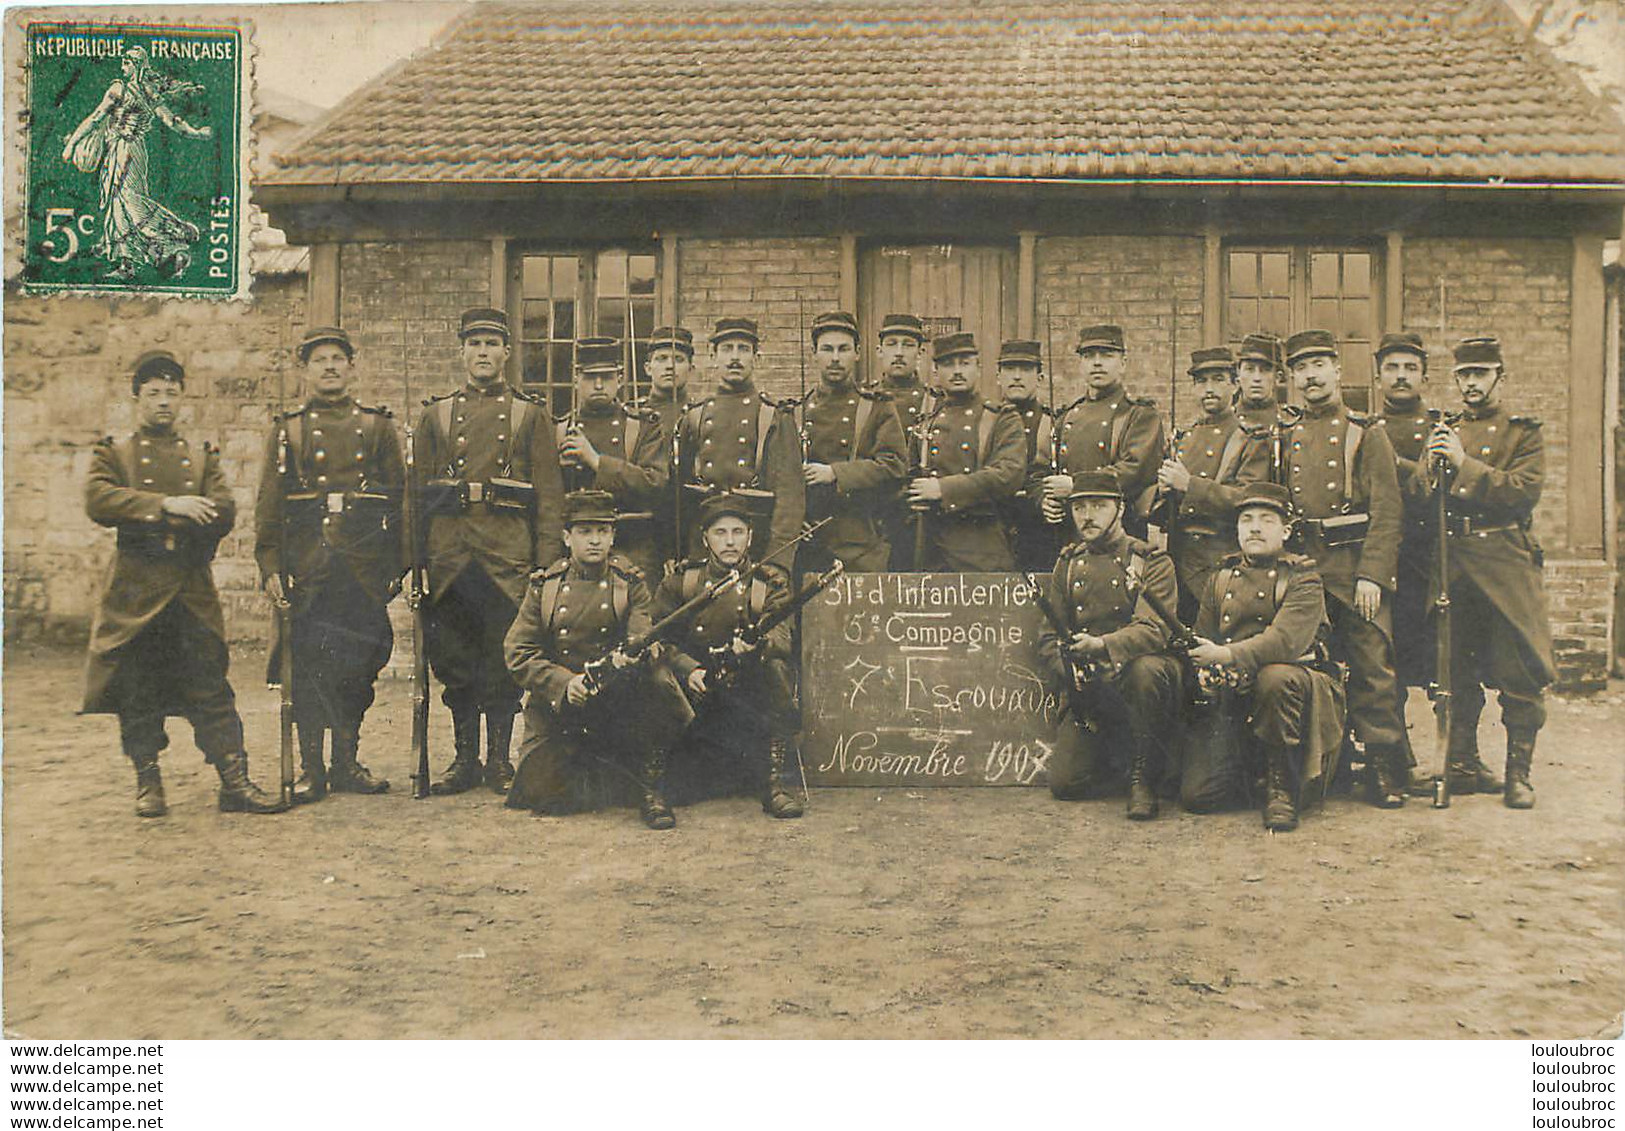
[{"x1": 801, "y1": 572, "x2": 1061, "y2": 787}]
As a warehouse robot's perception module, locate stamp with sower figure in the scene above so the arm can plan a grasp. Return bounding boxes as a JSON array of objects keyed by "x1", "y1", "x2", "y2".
[{"x1": 21, "y1": 19, "x2": 251, "y2": 298}]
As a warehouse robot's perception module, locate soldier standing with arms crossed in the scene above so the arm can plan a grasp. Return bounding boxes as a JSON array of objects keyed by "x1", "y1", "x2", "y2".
[
  {"x1": 994, "y1": 339, "x2": 1063, "y2": 572},
  {"x1": 1277, "y1": 329, "x2": 1409, "y2": 808},
  {"x1": 1426, "y1": 337, "x2": 1554, "y2": 807},
  {"x1": 83, "y1": 351, "x2": 284, "y2": 817},
  {"x1": 556, "y1": 337, "x2": 669, "y2": 581},
  {"x1": 906, "y1": 332, "x2": 1026, "y2": 570},
  {"x1": 416, "y1": 308, "x2": 566, "y2": 797},
  {"x1": 796, "y1": 311, "x2": 908, "y2": 573},
  {"x1": 255, "y1": 327, "x2": 400, "y2": 802}
]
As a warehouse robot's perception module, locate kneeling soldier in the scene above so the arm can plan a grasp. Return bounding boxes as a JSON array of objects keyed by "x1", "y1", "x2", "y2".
[
  {"x1": 1426, "y1": 337, "x2": 1555, "y2": 808},
  {"x1": 503, "y1": 491, "x2": 692, "y2": 828},
  {"x1": 255, "y1": 326, "x2": 399, "y2": 802},
  {"x1": 1186, "y1": 484, "x2": 1346, "y2": 831},
  {"x1": 83, "y1": 351, "x2": 284, "y2": 816},
  {"x1": 656, "y1": 492, "x2": 804, "y2": 818},
  {"x1": 1036, "y1": 471, "x2": 1182, "y2": 820}
]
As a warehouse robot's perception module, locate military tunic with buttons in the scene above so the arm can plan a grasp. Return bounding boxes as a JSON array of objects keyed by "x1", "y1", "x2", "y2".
[
  {"x1": 1432, "y1": 405, "x2": 1556, "y2": 739},
  {"x1": 796, "y1": 384, "x2": 908, "y2": 572},
  {"x1": 1276, "y1": 400, "x2": 1405, "y2": 748},
  {"x1": 1235, "y1": 400, "x2": 1281, "y2": 434},
  {"x1": 639, "y1": 389, "x2": 690, "y2": 565},
  {"x1": 558, "y1": 400, "x2": 670, "y2": 580},
  {"x1": 678, "y1": 382, "x2": 806, "y2": 564},
  {"x1": 253, "y1": 394, "x2": 404, "y2": 734},
  {"x1": 999, "y1": 397, "x2": 1064, "y2": 572},
  {"x1": 1167, "y1": 408, "x2": 1271, "y2": 618},
  {"x1": 1054, "y1": 386, "x2": 1166, "y2": 531},
  {"x1": 1190, "y1": 552, "x2": 1346, "y2": 796},
  {"x1": 502, "y1": 556, "x2": 693, "y2": 813},
  {"x1": 1035, "y1": 534, "x2": 1182, "y2": 797},
  {"x1": 82, "y1": 426, "x2": 246, "y2": 761},
  {"x1": 1379, "y1": 397, "x2": 1439, "y2": 688},
  {"x1": 655, "y1": 558, "x2": 797, "y2": 799},
  {"x1": 880, "y1": 373, "x2": 937, "y2": 570},
  {"x1": 413, "y1": 379, "x2": 567, "y2": 716},
  {"x1": 915, "y1": 394, "x2": 1026, "y2": 571}
]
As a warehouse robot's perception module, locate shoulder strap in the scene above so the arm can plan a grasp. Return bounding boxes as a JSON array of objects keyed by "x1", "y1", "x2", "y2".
[
  {"x1": 1344, "y1": 419, "x2": 1365, "y2": 505},
  {"x1": 437, "y1": 397, "x2": 455, "y2": 443},
  {"x1": 116, "y1": 434, "x2": 139, "y2": 487},
  {"x1": 612, "y1": 572, "x2": 630, "y2": 629},
  {"x1": 1035, "y1": 413, "x2": 1056, "y2": 468},
  {"x1": 681, "y1": 564, "x2": 705, "y2": 602},
  {"x1": 755, "y1": 402, "x2": 776, "y2": 472},
  {"x1": 540, "y1": 574, "x2": 566, "y2": 632},
  {"x1": 1109, "y1": 401, "x2": 1133, "y2": 460},
  {"x1": 1214, "y1": 424, "x2": 1251, "y2": 485},
  {"x1": 624, "y1": 410, "x2": 641, "y2": 459},
  {"x1": 1126, "y1": 552, "x2": 1145, "y2": 604},
  {"x1": 977, "y1": 407, "x2": 997, "y2": 466},
  {"x1": 750, "y1": 578, "x2": 768, "y2": 621},
  {"x1": 853, "y1": 396, "x2": 873, "y2": 454},
  {"x1": 1275, "y1": 567, "x2": 1290, "y2": 611}
]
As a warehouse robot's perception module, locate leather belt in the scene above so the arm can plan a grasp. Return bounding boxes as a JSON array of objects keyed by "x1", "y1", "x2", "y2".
[
  {"x1": 1294, "y1": 513, "x2": 1369, "y2": 547},
  {"x1": 1445, "y1": 515, "x2": 1519, "y2": 537}
]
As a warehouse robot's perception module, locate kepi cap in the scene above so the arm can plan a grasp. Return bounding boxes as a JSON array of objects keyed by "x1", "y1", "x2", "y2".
[
  {"x1": 459, "y1": 307, "x2": 510, "y2": 341},
  {"x1": 1285, "y1": 329, "x2": 1340, "y2": 365},
  {"x1": 1236, "y1": 482, "x2": 1294, "y2": 518},
  {"x1": 647, "y1": 326, "x2": 694, "y2": 357},
  {"x1": 997, "y1": 339, "x2": 1043, "y2": 368},
  {"x1": 1452, "y1": 336, "x2": 1504, "y2": 371},
  {"x1": 932, "y1": 331, "x2": 978, "y2": 362},
  {"x1": 575, "y1": 337, "x2": 623, "y2": 374},
  {"x1": 710, "y1": 317, "x2": 760, "y2": 347},
  {"x1": 1188, "y1": 346, "x2": 1237, "y2": 377},
  {"x1": 878, "y1": 313, "x2": 926, "y2": 342},
  {"x1": 131, "y1": 349, "x2": 185, "y2": 390},
  {"x1": 699, "y1": 490, "x2": 759, "y2": 529},
  {"x1": 563, "y1": 489, "x2": 618, "y2": 526},
  {"x1": 298, "y1": 326, "x2": 354, "y2": 363},
  {"x1": 810, "y1": 311, "x2": 859, "y2": 344},
  {"x1": 1075, "y1": 324, "x2": 1126, "y2": 353},
  {"x1": 1237, "y1": 332, "x2": 1285, "y2": 369},
  {"x1": 1066, "y1": 470, "x2": 1122, "y2": 501},
  {"x1": 1374, "y1": 331, "x2": 1427, "y2": 364}
]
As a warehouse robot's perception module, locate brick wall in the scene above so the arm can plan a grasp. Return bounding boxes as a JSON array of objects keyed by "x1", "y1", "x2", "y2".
[
  {"x1": 1402, "y1": 237, "x2": 1573, "y2": 555},
  {"x1": 675, "y1": 237, "x2": 842, "y2": 401},
  {"x1": 1035, "y1": 235, "x2": 1206, "y2": 408},
  {"x1": 1546, "y1": 559, "x2": 1615, "y2": 694},
  {"x1": 3, "y1": 276, "x2": 307, "y2": 645}
]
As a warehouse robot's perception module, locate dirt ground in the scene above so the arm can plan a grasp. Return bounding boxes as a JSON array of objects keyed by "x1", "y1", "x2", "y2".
[{"x1": 3, "y1": 643, "x2": 1620, "y2": 1039}]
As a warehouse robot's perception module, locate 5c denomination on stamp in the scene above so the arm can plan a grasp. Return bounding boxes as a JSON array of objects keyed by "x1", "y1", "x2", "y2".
[{"x1": 22, "y1": 19, "x2": 251, "y2": 299}]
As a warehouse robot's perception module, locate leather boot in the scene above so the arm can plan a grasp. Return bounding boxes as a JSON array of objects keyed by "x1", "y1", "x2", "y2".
[
  {"x1": 1504, "y1": 729, "x2": 1537, "y2": 810},
  {"x1": 329, "y1": 726, "x2": 389, "y2": 794},
  {"x1": 215, "y1": 750, "x2": 288, "y2": 814},
  {"x1": 639, "y1": 748, "x2": 676, "y2": 830},
  {"x1": 762, "y1": 737, "x2": 804, "y2": 819},
  {"x1": 1447, "y1": 756, "x2": 1503, "y2": 795},
  {"x1": 484, "y1": 711, "x2": 516, "y2": 795},
  {"x1": 430, "y1": 707, "x2": 484, "y2": 795},
  {"x1": 1366, "y1": 743, "x2": 1407, "y2": 809},
  {"x1": 1126, "y1": 737, "x2": 1158, "y2": 821},
  {"x1": 1262, "y1": 744, "x2": 1298, "y2": 832},
  {"x1": 292, "y1": 723, "x2": 327, "y2": 805},
  {"x1": 132, "y1": 751, "x2": 167, "y2": 818}
]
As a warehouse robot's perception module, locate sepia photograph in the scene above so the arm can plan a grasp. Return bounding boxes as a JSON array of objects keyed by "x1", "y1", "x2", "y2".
[{"x1": 2, "y1": 0, "x2": 1621, "y2": 1097}]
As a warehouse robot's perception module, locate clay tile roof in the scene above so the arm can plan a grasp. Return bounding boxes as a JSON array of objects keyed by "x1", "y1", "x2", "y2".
[{"x1": 264, "y1": 0, "x2": 1625, "y2": 188}]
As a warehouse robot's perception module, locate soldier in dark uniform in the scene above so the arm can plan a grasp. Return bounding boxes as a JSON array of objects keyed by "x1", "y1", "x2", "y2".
[
  {"x1": 873, "y1": 313, "x2": 936, "y2": 570},
  {"x1": 1372, "y1": 331, "x2": 1459, "y2": 793},
  {"x1": 1036, "y1": 472, "x2": 1182, "y2": 819},
  {"x1": 639, "y1": 326, "x2": 695, "y2": 567},
  {"x1": 1187, "y1": 483, "x2": 1346, "y2": 831},
  {"x1": 796, "y1": 311, "x2": 908, "y2": 573},
  {"x1": 254, "y1": 326, "x2": 400, "y2": 802},
  {"x1": 905, "y1": 332, "x2": 1026, "y2": 571},
  {"x1": 556, "y1": 336, "x2": 669, "y2": 581},
  {"x1": 1426, "y1": 337, "x2": 1555, "y2": 808},
  {"x1": 503, "y1": 491, "x2": 692, "y2": 829},
  {"x1": 994, "y1": 339, "x2": 1063, "y2": 571},
  {"x1": 677, "y1": 317, "x2": 806, "y2": 577},
  {"x1": 83, "y1": 351, "x2": 284, "y2": 817},
  {"x1": 1235, "y1": 332, "x2": 1286, "y2": 433},
  {"x1": 1278, "y1": 329, "x2": 1409, "y2": 807},
  {"x1": 656, "y1": 493, "x2": 804, "y2": 819},
  {"x1": 415, "y1": 307, "x2": 567, "y2": 796},
  {"x1": 1155, "y1": 346, "x2": 1271, "y2": 622},
  {"x1": 1042, "y1": 324, "x2": 1165, "y2": 539}
]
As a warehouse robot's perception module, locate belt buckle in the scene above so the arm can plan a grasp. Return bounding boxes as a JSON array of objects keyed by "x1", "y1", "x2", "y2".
[
  {"x1": 326, "y1": 492, "x2": 345, "y2": 515},
  {"x1": 467, "y1": 481, "x2": 485, "y2": 505}
]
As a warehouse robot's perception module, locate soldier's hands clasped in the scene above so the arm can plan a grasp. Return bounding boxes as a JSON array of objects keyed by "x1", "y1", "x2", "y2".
[
  {"x1": 1426, "y1": 424, "x2": 1465, "y2": 470},
  {"x1": 906, "y1": 477, "x2": 944, "y2": 511},
  {"x1": 162, "y1": 495, "x2": 218, "y2": 525},
  {"x1": 804, "y1": 462, "x2": 836, "y2": 487}
]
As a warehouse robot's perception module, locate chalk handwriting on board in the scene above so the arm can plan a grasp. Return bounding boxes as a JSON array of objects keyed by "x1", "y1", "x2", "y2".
[
  {"x1": 982, "y1": 738, "x2": 1054, "y2": 785},
  {"x1": 843, "y1": 655, "x2": 882, "y2": 708},
  {"x1": 818, "y1": 730, "x2": 971, "y2": 779}
]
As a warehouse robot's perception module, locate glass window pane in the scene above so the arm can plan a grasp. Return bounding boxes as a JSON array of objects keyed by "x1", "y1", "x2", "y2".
[
  {"x1": 598, "y1": 301, "x2": 627, "y2": 343},
  {"x1": 1228, "y1": 253, "x2": 1257, "y2": 298},
  {"x1": 548, "y1": 384, "x2": 573, "y2": 419},
  {"x1": 552, "y1": 343, "x2": 575, "y2": 387},
  {"x1": 553, "y1": 299, "x2": 575, "y2": 340},
  {"x1": 522, "y1": 342, "x2": 550, "y2": 387},
  {"x1": 1343, "y1": 300, "x2": 1372, "y2": 342},
  {"x1": 1344, "y1": 253, "x2": 1371, "y2": 297},
  {"x1": 629, "y1": 255, "x2": 657, "y2": 296},
  {"x1": 631, "y1": 297, "x2": 654, "y2": 340},
  {"x1": 1309, "y1": 297, "x2": 1340, "y2": 330},
  {"x1": 1260, "y1": 253, "x2": 1289, "y2": 297},
  {"x1": 1227, "y1": 299, "x2": 1257, "y2": 338},
  {"x1": 1310, "y1": 253, "x2": 1339, "y2": 298},
  {"x1": 521, "y1": 257, "x2": 551, "y2": 298},
  {"x1": 598, "y1": 252, "x2": 627, "y2": 298},
  {"x1": 521, "y1": 299, "x2": 551, "y2": 340},
  {"x1": 1260, "y1": 298, "x2": 1291, "y2": 337},
  {"x1": 553, "y1": 257, "x2": 578, "y2": 300}
]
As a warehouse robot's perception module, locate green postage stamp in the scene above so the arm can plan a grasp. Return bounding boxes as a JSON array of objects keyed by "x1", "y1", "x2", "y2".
[{"x1": 21, "y1": 18, "x2": 252, "y2": 299}]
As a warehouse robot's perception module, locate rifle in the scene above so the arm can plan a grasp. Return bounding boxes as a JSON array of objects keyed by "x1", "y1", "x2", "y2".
[
  {"x1": 1043, "y1": 303, "x2": 1059, "y2": 471},
  {"x1": 1139, "y1": 582, "x2": 1219, "y2": 706},
  {"x1": 272, "y1": 354, "x2": 296, "y2": 808},
  {"x1": 1149, "y1": 293, "x2": 1183, "y2": 549},
  {"x1": 1427, "y1": 409, "x2": 1453, "y2": 808},
  {"x1": 796, "y1": 294, "x2": 811, "y2": 460},
  {"x1": 1023, "y1": 572, "x2": 1088, "y2": 693},
  {"x1": 705, "y1": 560, "x2": 845, "y2": 689},
  {"x1": 402, "y1": 335, "x2": 432, "y2": 799},
  {"x1": 580, "y1": 516, "x2": 832, "y2": 698}
]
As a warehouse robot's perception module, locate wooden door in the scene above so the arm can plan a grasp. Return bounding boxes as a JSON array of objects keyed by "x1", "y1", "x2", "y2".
[{"x1": 860, "y1": 243, "x2": 1018, "y2": 399}]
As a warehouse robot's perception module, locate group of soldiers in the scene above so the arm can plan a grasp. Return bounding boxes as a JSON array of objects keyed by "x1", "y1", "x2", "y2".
[{"x1": 83, "y1": 302, "x2": 1554, "y2": 833}]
